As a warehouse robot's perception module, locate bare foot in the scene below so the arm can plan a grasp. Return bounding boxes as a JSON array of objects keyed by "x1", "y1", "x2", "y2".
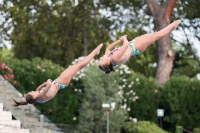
[
  {"x1": 173, "y1": 19, "x2": 181, "y2": 29},
  {"x1": 95, "y1": 43, "x2": 103, "y2": 55}
]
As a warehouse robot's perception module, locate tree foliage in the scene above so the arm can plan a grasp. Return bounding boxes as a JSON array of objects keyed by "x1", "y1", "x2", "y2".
[
  {"x1": 77, "y1": 65, "x2": 127, "y2": 133},
  {"x1": 124, "y1": 72, "x2": 159, "y2": 123},
  {"x1": 160, "y1": 76, "x2": 200, "y2": 132},
  {"x1": 97, "y1": 0, "x2": 200, "y2": 82},
  {"x1": 172, "y1": 0, "x2": 200, "y2": 67},
  {"x1": 1, "y1": 0, "x2": 199, "y2": 78},
  {"x1": 127, "y1": 75, "x2": 200, "y2": 132},
  {"x1": 124, "y1": 121, "x2": 170, "y2": 133},
  {"x1": 172, "y1": 47, "x2": 200, "y2": 77},
  {"x1": 0, "y1": 0, "x2": 111, "y2": 66}
]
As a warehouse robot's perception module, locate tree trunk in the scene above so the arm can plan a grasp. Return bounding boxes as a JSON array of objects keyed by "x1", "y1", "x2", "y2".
[{"x1": 145, "y1": 0, "x2": 177, "y2": 86}]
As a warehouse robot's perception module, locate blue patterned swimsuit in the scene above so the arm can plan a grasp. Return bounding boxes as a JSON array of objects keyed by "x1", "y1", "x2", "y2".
[
  {"x1": 37, "y1": 80, "x2": 68, "y2": 103},
  {"x1": 110, "y1": 40, "x2": 140, "y2": 66}
]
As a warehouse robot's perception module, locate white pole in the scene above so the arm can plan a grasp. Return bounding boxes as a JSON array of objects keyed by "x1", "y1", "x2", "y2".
[
  {"x1": 40, "y1": 115, "x2": 43, "y2": 133},
  {"x1": 106, "y1": 111, "x2": 109, "y2": 133}
]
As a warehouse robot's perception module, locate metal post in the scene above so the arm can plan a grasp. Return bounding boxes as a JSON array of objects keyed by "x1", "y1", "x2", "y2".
[
  {"x1": 3, "y1": 80, "x2": 7, "y2": 111},
  {"x1": 40, "y1": 115, "x2": 43, "y2": 133},
  {"x1": 106, "y1": 111, "x2": 109, "y2": 133},
  {"x1": 160, "y1": 117, "x2": 162, "y2": 128},
  {"x1": 21, "y1": 98, "x2": 25, "y2": 128}
]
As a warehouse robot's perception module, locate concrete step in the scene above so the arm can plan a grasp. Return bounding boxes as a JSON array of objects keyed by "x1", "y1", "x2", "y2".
[
  {"x1": 5, "y1": 107, "x2": 41, "y2": 122},
  {"x1": 24, "y1": 122, "x2": 56, "y2": 129},
  {"x1": 0, "y1": 104, "x2": 63, "y2": 133},
  {"x1": 0, "y1": 120, "x2": 21, "y2": 129},
  {"x1": 0, "y1": 90, "x2": 22, "y2": 96},
  {"x1": 0, "y1": 75, "x2": 64, "y2": 133},
  {"x1": 0, "y1": 111, "x2": 12, "y2": 120},
  {"x1": 0, "y1": 103, "x2": 3, "y2": 111},
  {"x1": 29, "y1": 129, "x2": 61, "y2": 133},
  {"x1": 0, "y1": 92, "x2": 19, "y2": 99},
  {"x1": 0, "y1": 128, "x2": 29, "y2": 133}
]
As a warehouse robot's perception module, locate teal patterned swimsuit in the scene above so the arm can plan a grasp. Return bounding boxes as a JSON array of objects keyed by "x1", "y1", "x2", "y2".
[
  {"x1": 37, "y1": 79, "x2": 68, "y2": 103},
  {"x1": 51, "y1": 79, "x2": 68, "y2": 89},
  {"x1": 128, "y1": 40, "x2": 140, "y2": 56},
  {"x1": 110, "y1": 40, "x2": 140, "y2": 66}
]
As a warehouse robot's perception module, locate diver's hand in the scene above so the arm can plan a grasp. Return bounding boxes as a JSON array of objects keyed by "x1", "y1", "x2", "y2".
[{"x1": 47, "y1": 79, "x2": 52, "y2": 83}]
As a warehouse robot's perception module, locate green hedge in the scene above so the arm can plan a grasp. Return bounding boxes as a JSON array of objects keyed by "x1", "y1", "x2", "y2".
[
  {"x1": 124, "y1": 73, "x2": 159, "y2": 123},
  {"x1": 175, "y1": 126, "x2": 182, "y2": 133},
  {"x1": 161, "y1": 76, "x2": 200, "y2": 131},
  {"x1": 124, "y1": 121, "x2": 170, "y2": 133},
  {"x1": 193, "y1": 128, "x2": 200, "y2": 133},
  {"x1": 124, "y1": 75, "x2": 200, "y2": 132}
]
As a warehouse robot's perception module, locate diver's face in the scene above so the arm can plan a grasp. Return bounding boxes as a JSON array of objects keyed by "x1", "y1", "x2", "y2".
[
  {"x1": 99, "y1": 55, "x2": 110, "y2": 66},
  {"x1": 28, "y1": 91, "x2": 40, "y2": 99}
]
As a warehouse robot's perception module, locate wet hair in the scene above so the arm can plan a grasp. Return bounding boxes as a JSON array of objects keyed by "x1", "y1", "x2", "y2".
[
  {"x1": 98, "y1": 63, "x2": 115, "y2": 74},
  {"x1": 12, "y1": 94, "x2": 37, "y2": 107}
]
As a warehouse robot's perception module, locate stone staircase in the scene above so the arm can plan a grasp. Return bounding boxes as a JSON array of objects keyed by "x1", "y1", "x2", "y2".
[
  {"x1": 0, "y1": 103, "x2": 29, "y2": 133},
  {"x1": 0, "y1": 76, "x2": 64, "y2": 133}
]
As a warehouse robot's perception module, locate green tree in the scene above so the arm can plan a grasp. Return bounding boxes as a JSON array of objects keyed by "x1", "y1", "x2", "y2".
[
  {"x1": 1, "y1": 0, "x2": 199, "y2": 78},
  {"x1": 98, "y1": 0, "x2": 200, "y2": 84},
  {"x1": 124, "y1": 73, "x2": 159, "y2": 123},
  {"x1": 172, "y1": 47, "x2": 200, "y2": 77},
  {"x1": 0, "y1": 0, "x2": 110, "y2": 66},
  {"x1": 77, "y1": 65, "x2": 127, "y2": 133},
  {"x1": 0, "y1": 47, "x2": 14, "y2": 61},
  {"x1": 172, "y1": 0, "x2": 200, "y2": 68},
  {"x1": 160, "y1": 76, "x2": 200, "y2": 132}
]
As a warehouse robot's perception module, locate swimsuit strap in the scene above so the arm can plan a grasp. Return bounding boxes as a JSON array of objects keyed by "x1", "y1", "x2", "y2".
[
  {"x1": 124, "y1": 54, "x2": 126, "y2": 62},
  {"x1": 37, "y1": 88, "x2": 54, "y2": 103},
  {"x1": 110, "y1": 47, "x2": 126, "y2": 66},
  {"x1": 52, "y1": 81, "x2": 59, "y2": 86},
  {"x1": 110, "y1": 48, "x2": 120, "y2": 55}
]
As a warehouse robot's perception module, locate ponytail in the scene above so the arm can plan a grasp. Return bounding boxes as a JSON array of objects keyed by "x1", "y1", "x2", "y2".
[
  {"x1": 12, "y1": 93, "x2": 37, "y2": 107},
  {"x1": 105, "y1": 64, "x2": 115, "y2": 74},
  {"x1": 12, "y1": 98, "x2": 28, "y2": 107},
  {"x1": 98, "y1": 64, "x2": 115, "y2": 74}
]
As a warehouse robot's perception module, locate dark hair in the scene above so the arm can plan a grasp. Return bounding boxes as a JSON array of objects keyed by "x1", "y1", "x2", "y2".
[
  {"x1": 98, "y1": 63, "x2": 115, "y2": 74},
  {"x1": 12, "y1": 94, "x2": 37, "y2": 107}
]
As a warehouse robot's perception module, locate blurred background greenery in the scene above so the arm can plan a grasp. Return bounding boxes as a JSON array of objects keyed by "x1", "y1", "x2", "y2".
[{"x1": 0, "y1": 0, "x2": 200, "y2": 133}]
